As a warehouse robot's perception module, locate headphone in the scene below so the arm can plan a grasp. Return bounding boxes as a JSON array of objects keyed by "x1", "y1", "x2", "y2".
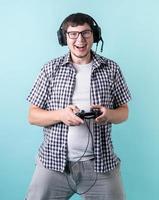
[{"x1": 57, "y1": 14, "x2": 102, "y2": 47}]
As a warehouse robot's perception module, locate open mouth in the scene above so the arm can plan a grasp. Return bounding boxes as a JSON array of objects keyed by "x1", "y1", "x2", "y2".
[{"x1": 75, "y1": 45, "x2": 87, "y2": 51}]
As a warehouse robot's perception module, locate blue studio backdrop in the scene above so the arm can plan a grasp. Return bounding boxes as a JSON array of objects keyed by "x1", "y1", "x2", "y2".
[{"x1": 0, "y1": 0, "x2": 159, "y2": 200}]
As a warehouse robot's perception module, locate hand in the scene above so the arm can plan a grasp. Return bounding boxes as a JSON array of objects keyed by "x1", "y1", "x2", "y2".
[
  {"x1": 91, "y1": 105, "x2": 110, "y2": 125},
  {"x1": 59, "y1": 105, "x2": 84, "y2": 126}
]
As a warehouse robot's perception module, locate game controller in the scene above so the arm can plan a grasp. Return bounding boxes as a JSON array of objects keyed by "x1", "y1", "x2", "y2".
[{"x1": 75, "y1": 109, "x2": 102, "y2": 119}]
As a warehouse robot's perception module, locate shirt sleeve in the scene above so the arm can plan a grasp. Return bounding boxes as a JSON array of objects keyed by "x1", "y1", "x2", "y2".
[
  {"x1": 27, "y1": 67, "x2": 49, "y2": 109},
  {"x1": 113, "y1": 66, "x2": 131, "y2": 108}
]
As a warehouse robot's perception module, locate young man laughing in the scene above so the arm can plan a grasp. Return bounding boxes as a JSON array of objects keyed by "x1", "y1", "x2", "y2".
[{"x1": 25, "y1": 13, "x2": 131, "y2": 200}]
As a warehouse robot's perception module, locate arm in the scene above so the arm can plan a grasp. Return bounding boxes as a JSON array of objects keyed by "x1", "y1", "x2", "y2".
[
  {"x1": 91, "y1": 103, "x2": 129, "y2": 124},
  {"x1": 28, "y1": 104, "x2": 84, "y2": 127}
]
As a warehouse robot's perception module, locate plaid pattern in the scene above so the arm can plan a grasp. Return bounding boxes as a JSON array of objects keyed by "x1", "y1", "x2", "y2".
[{"x1": 27, "y1": 51, "x2": 131, "y2": 173}]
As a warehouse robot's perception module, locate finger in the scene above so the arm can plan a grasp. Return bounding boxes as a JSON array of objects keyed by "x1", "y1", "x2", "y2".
[
  {"x1": 96, "y1": 116, "x2": 103, "y2": 122},
  {"x1": 95, "y1": 111, "x2": 106, "y2": 121},
  {"x1": 68, "y1": 119, "x2": 84, "y2": 126},
  {"x1": 73, "y1": 106, "x2": 80, "y2": 113},
  {"x1": 67, "y1": 105, "x2": 80, "y2": 113},
  {"x1": 91, "y1": 105, "x2": 101, "y2": 109},
  {"x1": 67, "y1": 105, "x2": 75, "y2": 110},
  {"x1": 69, "y1": 113, "x2": 84, "y2": 124},
  {"x1": 95, "y1": 118, "x2": 107, "y2": 125},
  {"x1": 74, "y1": 115, "x2": 84, "y2": 124},
  {"x1": 95, "y1": 111, "x2": 105, "y2": 119}
]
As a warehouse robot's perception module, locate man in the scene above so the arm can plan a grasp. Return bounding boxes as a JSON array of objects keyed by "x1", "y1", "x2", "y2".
[{"x1": 25, "y1": 13, "x2": 131, "y2": 200}]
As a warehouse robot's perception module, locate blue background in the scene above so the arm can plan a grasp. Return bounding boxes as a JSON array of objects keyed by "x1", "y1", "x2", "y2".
[{"x1": 0, "y1": 0, "x2": 159, "y2": 199}]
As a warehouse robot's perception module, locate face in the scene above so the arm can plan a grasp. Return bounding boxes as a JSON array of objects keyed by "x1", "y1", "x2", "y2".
[{"x1": 66, "y1": 23, "x2": 94, "y2": 64}]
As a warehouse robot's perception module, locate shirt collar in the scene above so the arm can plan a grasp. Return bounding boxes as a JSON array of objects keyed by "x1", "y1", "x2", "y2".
[
  {"x1": 61, "y1": 50, "x2": 106, "y2": 69},
  {"x1": 61, "y1": 52, "x2": 72, "y2": 66},
  {"x1": 91, "y1": 51, "x2": 106, "y2": 70}
]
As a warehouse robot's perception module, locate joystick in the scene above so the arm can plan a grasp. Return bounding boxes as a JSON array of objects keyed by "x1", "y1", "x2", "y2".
[{"x1": 75, "y1": 109, "x2": 101, "y2": 119}]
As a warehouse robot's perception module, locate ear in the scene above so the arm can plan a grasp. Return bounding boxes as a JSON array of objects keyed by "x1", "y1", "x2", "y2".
[
  {"x1": 57, "y1": 29, "x2": 67, "y2": 46},
  {"x1": 93, "y1": 25, "x2": 101, "y2": 43}
]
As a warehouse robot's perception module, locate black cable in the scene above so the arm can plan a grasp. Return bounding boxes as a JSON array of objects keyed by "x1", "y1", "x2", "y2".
[
  {"x1": 70, "y1": 119, "x2": 91, "y2": 163},
  {"x1": 65, "y1": 119, "x2": 98, "y2": 195},
  {"x1": 95, "y1": 38, "x2": 104, "y2": 53},
  {"x1": 100, "y1": 38, "x2": 104, "y2": 52},
  {"x1": 95, "y1": 42, "x2": 99, "y2": 53}
]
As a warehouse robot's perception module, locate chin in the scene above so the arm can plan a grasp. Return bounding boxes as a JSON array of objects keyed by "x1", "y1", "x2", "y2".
[
  {"x1": 76, "y1": 54, "x2": 89, "y2": 59},
  {"x1": 74, "y1": 50, "x2": 90, "y2": 58}
]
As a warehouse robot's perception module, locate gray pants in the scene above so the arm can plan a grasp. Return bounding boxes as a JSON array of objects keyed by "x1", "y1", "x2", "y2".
[{"x1": 25, "y1": 158, "x2": 125, "y2": 200}]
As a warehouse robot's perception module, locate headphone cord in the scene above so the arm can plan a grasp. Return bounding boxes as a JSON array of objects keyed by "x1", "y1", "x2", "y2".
[
  {"x1": 95, "y1": 42, "x2": 99, "y2": 53},
  {"x1": 65, "y1": 119, "x2": 98, "y2": 195},
  {"x1": 100, "y1": 37, "x2": 104, "y2": 52},
  {"x1": 95, "y1": 37, "x2": 104, "y2": 53}
]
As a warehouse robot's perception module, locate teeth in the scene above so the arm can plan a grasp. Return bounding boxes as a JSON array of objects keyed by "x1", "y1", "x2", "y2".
[{"x1": 76, "y1": 46, "x2": 85, "y2": 48}]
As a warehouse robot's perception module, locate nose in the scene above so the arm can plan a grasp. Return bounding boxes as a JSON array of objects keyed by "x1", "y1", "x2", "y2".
[{"x1": 76, "y1": 33, "x2": 85, "y2": 42}]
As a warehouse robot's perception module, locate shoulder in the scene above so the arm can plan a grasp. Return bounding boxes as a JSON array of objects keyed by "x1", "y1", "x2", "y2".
[
  {"x1": 40, "y1": 54, "x2": 68, "y2": 78},
  {"x1": 93, "y1": 52, "x2": 120, "y2": 74}
]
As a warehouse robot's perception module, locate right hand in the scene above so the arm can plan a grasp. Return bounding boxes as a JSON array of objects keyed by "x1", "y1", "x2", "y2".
[{"x1": 59, "y1": 105, "x2": 84, "y2": 126}]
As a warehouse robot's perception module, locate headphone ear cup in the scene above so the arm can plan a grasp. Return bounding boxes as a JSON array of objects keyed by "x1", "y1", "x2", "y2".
[
  {"x1": 57, "y1": 29, "x2": 67, "y2": 46},
  {"x1": 93, "y1": 26, "x2": 101, "y2": 43}
]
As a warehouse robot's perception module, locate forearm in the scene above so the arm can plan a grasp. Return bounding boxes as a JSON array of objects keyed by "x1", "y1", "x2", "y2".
[
  {"x1": 107, "y1": 105, "x2": 129, "y2": 124},
  {"x1": 28, "y1": 104, "x2": 83, "y2": 127},
  {"x1": 92, "y1": 104, "x2": 129, "y2": 125},
  {"x1": 28, "y1": 106, "x2": 62, "y2": 127}
]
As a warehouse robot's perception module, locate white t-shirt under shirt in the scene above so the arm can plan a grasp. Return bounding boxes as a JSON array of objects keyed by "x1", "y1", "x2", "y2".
[{"x1": 67, "y1": 62, "x2": 94, "y2": 161}]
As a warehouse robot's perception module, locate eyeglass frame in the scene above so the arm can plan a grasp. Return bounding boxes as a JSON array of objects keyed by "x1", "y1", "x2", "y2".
[{"x1": 66, "y1": 29, "x2": 93, "y2": 39}]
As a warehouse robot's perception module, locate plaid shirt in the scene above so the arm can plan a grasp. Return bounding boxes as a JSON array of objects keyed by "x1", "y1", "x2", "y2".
[{"x1": 27, "y1": 51, "x2": 131, "y2": 173}]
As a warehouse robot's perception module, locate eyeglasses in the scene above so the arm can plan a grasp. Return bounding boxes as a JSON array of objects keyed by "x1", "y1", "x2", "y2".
[{"x1": 66, "y1": 30, "x2": 92, "y2": 39}]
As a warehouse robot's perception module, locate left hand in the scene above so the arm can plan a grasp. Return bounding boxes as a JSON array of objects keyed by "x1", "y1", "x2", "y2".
[{"x1": 91, "y1": 105, "x2": 110, "y2": 125}]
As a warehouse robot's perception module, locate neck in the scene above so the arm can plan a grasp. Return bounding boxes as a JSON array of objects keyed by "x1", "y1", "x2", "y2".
[{"x1": 70, "y1": 51, "x2": 92, "y2": 64}]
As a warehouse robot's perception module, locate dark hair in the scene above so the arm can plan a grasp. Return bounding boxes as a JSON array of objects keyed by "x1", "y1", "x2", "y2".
[{"x1": 61, "y1": 13, "x2": 95, "y2": 32}]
